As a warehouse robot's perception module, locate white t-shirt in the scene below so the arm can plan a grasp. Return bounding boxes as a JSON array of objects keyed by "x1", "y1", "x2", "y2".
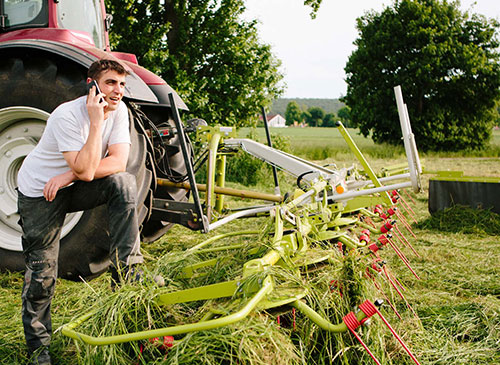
[{"x1": 17, "y1": 96, "x2": 131, "y2": 197}]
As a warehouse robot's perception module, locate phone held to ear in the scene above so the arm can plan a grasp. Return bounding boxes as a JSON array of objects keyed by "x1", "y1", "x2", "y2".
[{"x1": 86, "y1": 80, "x2": 104, "y2": 103}]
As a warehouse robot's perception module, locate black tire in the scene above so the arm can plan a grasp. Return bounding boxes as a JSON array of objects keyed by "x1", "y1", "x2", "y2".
[{"x1": 0, "y1": 49, "x2": 151, "y2": 280}]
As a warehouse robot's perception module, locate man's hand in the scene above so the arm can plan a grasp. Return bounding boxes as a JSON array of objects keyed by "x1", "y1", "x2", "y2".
[
  {"x1": 86, "y1": 85, "x2": 108, "y2": 124},
  {"x1": 65, "y1": 85, "x2": 107, "y2": 181},
  {"x1": 43, "y1": 171, "x2": 77, "y2": 202}
]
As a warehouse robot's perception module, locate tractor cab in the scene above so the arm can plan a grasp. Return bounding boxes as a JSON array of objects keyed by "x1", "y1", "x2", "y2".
[{"x1": 0, "y1": 0, "x2": 110, "y2": 50}]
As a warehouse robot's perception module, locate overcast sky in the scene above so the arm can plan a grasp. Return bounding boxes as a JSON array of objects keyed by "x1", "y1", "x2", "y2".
[{"x1": 243, "y1": 0, "x2": 500, "y2": 99}]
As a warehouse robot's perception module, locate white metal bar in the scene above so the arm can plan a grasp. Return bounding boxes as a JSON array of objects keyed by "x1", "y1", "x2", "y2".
[
  {"x1": 394, "y1": 86, "x2": 421, "y2": 192},
  {"x1": 225, "y1": 138, "x2": 342, "y2": 183},
  {"x1": 329, "y1": 181, "x2": 412, "y2": 202}
]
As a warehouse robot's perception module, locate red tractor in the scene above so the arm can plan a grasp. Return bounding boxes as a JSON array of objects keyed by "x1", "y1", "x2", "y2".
[{"x1": 0, "y1": 0, "x2": 193, "y2": 279}]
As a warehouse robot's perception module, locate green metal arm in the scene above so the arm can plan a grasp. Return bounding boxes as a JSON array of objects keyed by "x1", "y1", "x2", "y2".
[
  {"x1": 292, "y1": 299, "x2": 367, "y2": 332},
  {"x1": 336, "y1": 121, "x2": 392, "y2": 206},
  {"x1": 61, "y1": 277, "x2": 274, "y2": 346}
]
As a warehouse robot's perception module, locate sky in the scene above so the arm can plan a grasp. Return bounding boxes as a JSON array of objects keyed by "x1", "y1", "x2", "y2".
[{"x1": 243, "y1": 0, "x2": 500, "y2": 99}]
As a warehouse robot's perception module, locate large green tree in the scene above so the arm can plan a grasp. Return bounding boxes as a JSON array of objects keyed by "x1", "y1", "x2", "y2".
[
  {"x1": 105, "y1": 0, "x2": 284, "y2": 127},
  {"x1": 343, "y1": 0, "x2": 500, "y2": 151},
  {"x1": 322, "y1": 112, "x2": 337, "y2": 127},
  {"x1": 307, "y1": 106, "x2": 325, "y2": 127},
  {"x1": 337, "y1": 106, "x2": 351, "y2": 127},
  {"x1": 285, "y1": 101, "x2": 303, "y2": 125}
]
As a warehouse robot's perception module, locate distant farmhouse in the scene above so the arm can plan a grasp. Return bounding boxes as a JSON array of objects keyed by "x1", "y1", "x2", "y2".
[{"x1": 263, "y1": 114, "x2": 286, "y2": 128}]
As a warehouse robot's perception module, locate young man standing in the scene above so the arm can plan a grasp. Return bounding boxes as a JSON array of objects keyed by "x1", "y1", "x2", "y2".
[{"x1": 17, "y1": 59, "x2": 143, "y2": 365}]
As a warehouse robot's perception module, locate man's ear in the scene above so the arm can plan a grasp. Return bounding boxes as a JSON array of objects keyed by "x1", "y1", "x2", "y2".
[{"x1": 86, "y1": 77, "x2": 93, "y2": 84}]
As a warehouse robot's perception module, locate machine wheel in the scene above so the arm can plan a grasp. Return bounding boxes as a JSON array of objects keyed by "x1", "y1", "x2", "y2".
[{"x1": 0, "y1": 50, "x2": 151, "y2": 280}]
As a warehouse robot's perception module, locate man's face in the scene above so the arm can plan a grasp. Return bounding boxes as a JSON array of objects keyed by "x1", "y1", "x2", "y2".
[{"x1": 95, "y1": 70, "x2": 127, "y2": 112}]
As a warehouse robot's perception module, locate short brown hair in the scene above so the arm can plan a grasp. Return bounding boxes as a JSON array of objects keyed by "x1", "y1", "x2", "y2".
[{"x1": 87, "y1": 59, "x2": 130, "y2": 80}]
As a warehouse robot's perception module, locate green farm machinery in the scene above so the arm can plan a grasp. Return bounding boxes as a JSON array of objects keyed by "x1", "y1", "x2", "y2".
[{"x1": 60, "y1": 87, "x2": 424, "y2": 364}]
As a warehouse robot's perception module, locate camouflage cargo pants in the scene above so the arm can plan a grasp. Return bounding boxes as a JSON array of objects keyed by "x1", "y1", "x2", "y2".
[{"x1": 17, "y1": 172, "x2": 143, "y2": 353}]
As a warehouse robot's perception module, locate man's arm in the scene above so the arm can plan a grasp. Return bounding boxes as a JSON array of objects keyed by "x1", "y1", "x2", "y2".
[
  {"x1": 43, "y1": 170, "x2": 77, "y2": 202},
  {"x1": 44, "y1": 143, "x2": 129, "y2": 202},
  {"x1": 64, "y1": 86, "x2": 107, "y2": 181},
  {"x1": 93, "y1": 143, "x2": 130, "y2": 179},
  {"x1": 63, "y1": 142, "x2": 129, "y2": 180}
]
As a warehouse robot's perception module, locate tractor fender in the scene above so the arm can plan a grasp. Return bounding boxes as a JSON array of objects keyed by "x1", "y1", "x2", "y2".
[{"x1": 0, "y1": 39, "x2": 187, "y2": 109}]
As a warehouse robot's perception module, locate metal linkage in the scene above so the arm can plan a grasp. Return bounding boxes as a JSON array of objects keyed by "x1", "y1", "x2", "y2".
[{"x1": 168, "y1": 93, "x2": 208, "y2": 232}]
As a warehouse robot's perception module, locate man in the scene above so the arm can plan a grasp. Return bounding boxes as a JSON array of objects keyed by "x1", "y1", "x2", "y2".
[{"x1": 17, "y1": 59, "x2": 143, "y2": 365}]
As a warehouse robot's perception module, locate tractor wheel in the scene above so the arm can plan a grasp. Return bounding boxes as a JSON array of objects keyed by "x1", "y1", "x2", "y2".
[{"x1": 0, "y1": 50, "x2": 151, "y2": 280}]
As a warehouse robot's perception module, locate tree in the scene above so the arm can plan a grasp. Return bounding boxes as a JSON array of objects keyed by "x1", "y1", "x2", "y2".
[
  {"x1": 307, "y1": 106, "x2": 325, "y2": 127},
  {"x1": 322, "y1": 113, "x2": 337, "y2": 127},
  {"x1": 301, "y1": 109, "x2": 312, "y2": 126},
  {"x1": 337, "y1": 106, "x2": 351, "y2": 127},
  {"x1": 343, "y1": 0, "x2": 500, "y2": 151},
  {"x1": 105, "y1": 0, "x2": 284, "y2": 127},
  {"x1": 285, "y1": 101, "x2": 303, "y2": 126},
  {"x1": 304, "y1": 0, "x2": 323, "y2": 18}
]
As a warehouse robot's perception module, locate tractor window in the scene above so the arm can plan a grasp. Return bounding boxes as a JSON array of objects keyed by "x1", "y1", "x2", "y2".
[
  {"x1": 57, "y1": 0, "x2": 105, "y2": 49},
  {"x1": 1, "y1": 0, "x2": 47, "y2": 28}
]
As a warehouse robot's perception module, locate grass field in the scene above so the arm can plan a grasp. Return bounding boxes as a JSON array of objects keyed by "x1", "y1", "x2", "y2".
[
  {"x1": 240, "y1": 127, "x2": 500, "y2": 161},
  {"x1": 1, "y1": 128, "x2": 499, "y2": 364}
]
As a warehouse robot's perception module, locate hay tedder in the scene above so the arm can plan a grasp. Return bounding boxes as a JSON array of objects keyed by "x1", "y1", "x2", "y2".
[{"x1": 60, "y1": 87, "x2": 424, "y2": 364}]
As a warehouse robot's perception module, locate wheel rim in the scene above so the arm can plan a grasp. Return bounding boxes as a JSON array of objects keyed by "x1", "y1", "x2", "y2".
[{"x1": 0, "y1": 107, "x2": 83, "y2": 252}]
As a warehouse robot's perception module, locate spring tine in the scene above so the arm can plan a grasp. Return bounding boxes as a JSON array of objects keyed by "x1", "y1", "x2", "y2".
[
  {"x1": 397, "y1": 192, "x2": 418, "y2": 224},
  {"x1": 386, "y1": 235, "x2": 410, "y2": 263},
  {"x1": 386, "y1": 266, "x2": 406, "y2": 292},
  {"x1": 382, "y1": 266, "x2": 417, "y2": 316},
  {"x1": 393, "y1": 228, "x2": 412, "y2": 255},
  {"x1": 351, "y1": 329, "x2": 382, "y2": 365},
  {"x1": 373, "y1": 280, "x2": 402, "y2": 319},
  {"x1": 394, "y1": 224, "x2": 421, "y2": 258},
  {"x1": 396, "y1": 210, "x2": 418, "y2": 239},
  {"x1": 402, "y1": 189, "x2": 416, "y2": 205},
  {"x1": 360, "y1": 301, "x2": 422, "y2": 365},
  {"x1": 343, "y1": 312, "x2": 382, "y2": 365},
  {"x1": 384, "y1": 236, "x2": 421, "y2": 280},
  {"x1": 377, "y1": 313, "x2": 421, "y2": 365},
  {"x1": 382, "y1": 266, "x2": 405, "y2": 300}
]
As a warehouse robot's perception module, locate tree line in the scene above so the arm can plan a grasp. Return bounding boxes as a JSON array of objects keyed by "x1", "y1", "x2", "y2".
[
  {"x1": 271, "y1": 98, "x2": 345, "y2": 116},
  {"x1": 284, "y1": 101, "x2": 352, "y2": 127}
]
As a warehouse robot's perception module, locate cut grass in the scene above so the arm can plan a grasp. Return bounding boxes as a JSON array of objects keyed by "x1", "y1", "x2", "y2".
[
  {"x1": 1, "y1": 130, "x2": 499, "y2": 364},
  {"x1": 385, "y1": 188, "x2": 500, "y2": 364},
  {"x1": 417, "y1": 205, "x2": 500, "y2": 236}
]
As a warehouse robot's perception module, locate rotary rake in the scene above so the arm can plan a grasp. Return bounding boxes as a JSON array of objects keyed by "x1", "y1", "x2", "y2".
[{"x1": 62, "y1": 87, "x2": 424, "y2": 364}]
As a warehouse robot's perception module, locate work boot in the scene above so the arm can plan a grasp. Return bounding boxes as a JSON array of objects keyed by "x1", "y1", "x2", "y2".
[
  {"x1": 28, "y1": 347, "x2": 51, "y2": 365},
  {"x1": 110, "y1": 265, "x2": 165, "y2": 289}
]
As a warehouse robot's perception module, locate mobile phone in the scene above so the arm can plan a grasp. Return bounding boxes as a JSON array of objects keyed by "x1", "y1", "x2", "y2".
[{"x1": 86, "y1": 80, "x2": 103, "y2": 103}]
